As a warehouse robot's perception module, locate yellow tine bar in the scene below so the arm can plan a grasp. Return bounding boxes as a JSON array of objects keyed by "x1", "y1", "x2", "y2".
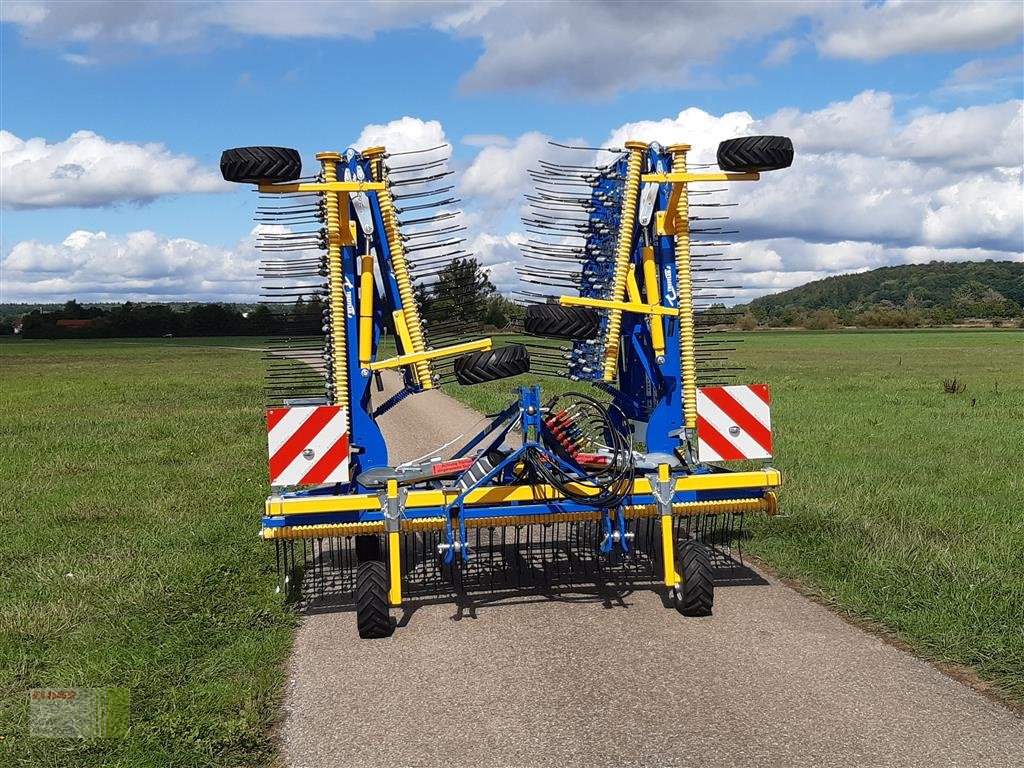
[
  {"x1": 657, "y1": 464, "x2": 676, "y2": 588},
  {"x1": 358, "y1": 254, "x2": 374, "y2": 369},
  {"x1": 625, "y1": 263, "x2": 642, "y2": 303},
  {"x1": 391, "y1": 309, "x2": 420, "y2": 387},
  {"x1": 317, "y1": 152, "x2": 349, "y2": 421},
  {"x1": 602, "y1": 141, "x2": 647, "y2": 381},
  {"x1": 642, "y1": 246, "x2": 666, "y2": 359},
  {"x1": 370, "y1": 338, "x2": 492, "y2": 371},
  {"x1": 668, "y1": 143, "x2": 697, "y2": 432}
]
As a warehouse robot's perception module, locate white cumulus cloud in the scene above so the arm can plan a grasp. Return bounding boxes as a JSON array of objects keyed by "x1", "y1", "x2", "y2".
[
  {"x1": 1, "y1": 227, "x2": 269, "y2": 302},
  {"x1": 0, "y1": 130, "x2": 227, "y2": 209},
  {"x1": 5, "y1": 1, "x2": 1021, "y2": 97}
]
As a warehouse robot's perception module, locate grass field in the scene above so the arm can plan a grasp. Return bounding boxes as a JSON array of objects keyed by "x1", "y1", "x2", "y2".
[
  {"x1": 0, "y1": 340, "x2": 293, "y2": 767},
  {"x1": 1, "y1": 330, "x2": 1021, "y2": 766}
]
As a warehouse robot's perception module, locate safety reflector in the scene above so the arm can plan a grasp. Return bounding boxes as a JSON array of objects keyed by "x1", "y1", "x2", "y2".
[
  {"x1": 267, "y1": 406, "x2": 350, "y2": 486},
  {"x1": 696, "y1": 384, "x2": 772, "y2": 462}
]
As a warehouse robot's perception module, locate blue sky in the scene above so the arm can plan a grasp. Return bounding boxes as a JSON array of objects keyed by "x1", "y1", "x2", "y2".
[{"x1": 1, "y1": 1, "x2": 1022, "y2": 303}]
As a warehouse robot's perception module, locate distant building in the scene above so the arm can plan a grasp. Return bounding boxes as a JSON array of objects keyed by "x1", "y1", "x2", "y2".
[{"x1": 55, "y1": 319, "x2": 94, "y2": 330}]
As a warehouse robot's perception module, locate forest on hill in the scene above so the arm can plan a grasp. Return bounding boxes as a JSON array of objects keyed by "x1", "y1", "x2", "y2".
[{"x1": 740, "y1": 260, "x2": 1023, "y2": 329}]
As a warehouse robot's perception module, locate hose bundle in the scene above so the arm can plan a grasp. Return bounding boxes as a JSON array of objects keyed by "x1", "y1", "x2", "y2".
[{"x1": 526, "y1": 391, "x2": 635, "y2": 509}]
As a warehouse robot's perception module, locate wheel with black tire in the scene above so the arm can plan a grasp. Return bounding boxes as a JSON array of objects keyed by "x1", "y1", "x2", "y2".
[
  {"x1": 453, "y1": 344, "x2": 530, "y2": 385},
  {"x1": 220, "y1": 146, "x2": 303, "y2": 184},
  {"x1": 354, "y1": 534, "x2": 382, "y2": 563},
  {"x1": 673, "y1": 539, "x2": 714, "y2": 616},
  {"x1": 717, "y1": 136, "x2": 793, "y2": 173},
  {"x1": 524, "y1": 303, "x2": 601, "y2": 340},
  {"x1": 355, "y1": 561, "x2": 393, "y2": 639}
]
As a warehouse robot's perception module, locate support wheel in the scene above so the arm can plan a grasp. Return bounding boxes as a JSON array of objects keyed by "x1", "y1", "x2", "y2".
[
  {"x1": 673, "y1": 539, "x2": 714, "y2": 616},
  {"x1": 524, "y1": 303, "x2": 601, "y2": 340},
  {"x1": 453, "y1": 344, "x2": 530, "y2": 385},
  {"x1": 355, "y1": 561, "x2": 393, "y2": 639},
  {"x1": 716, "y1": 136, "x2": 793, "y2": 172},
  {"x1": 220, "y1": 146, "x2": 302, "y2": 184},
  {"x1": 354, "y1": 534, "x2": 382, "y2": 562}
]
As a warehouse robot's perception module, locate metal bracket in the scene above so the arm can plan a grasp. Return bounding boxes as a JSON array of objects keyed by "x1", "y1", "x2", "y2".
[
  {"x1": 348, "y1": 166, "x2": 375, "y2": 235},
  {"x1": 652, "y1": 475, "x2": 675, "y2": 511},
  {"x1": 379, "y1": 485, "x2": 408, "y2": 533}
]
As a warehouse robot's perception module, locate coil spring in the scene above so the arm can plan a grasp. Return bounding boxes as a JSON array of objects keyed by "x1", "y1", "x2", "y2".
[
  {"x1": 602, "y1": 142, "x2": 647, "y2": 381},
  {"x1": 318, "y1": 153, "x2": 349, "y2": 415},
  {"x1": 366, "y1": 149, "x2": 433, "y2": 389},
  {"x1": 670, "y1": 145, "x2": 696, "y2": 430}
]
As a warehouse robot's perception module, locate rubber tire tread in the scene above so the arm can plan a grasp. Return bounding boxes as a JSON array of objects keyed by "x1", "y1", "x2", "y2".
[
  {"x1": 453, "y1": 344, "x2": 530, "y2": 385},
  {"x1": 675, "y1": 539, "x2": 714, "y2": 616},
  {"x1": 524, "y1": 303, "x2": 601, "y2": 340},
  {"x1": 354, "y1": 535, "x2": 382, "y2": 563},
  {"x1": 220, "y1": 146, "x2": 302, "y2": 184},
  {"x1": 355, "y1": 561, "x2": 393, "y2": 639},
  {"x1": 717, "y1": 135, "x2": 793, "y2": 173}
]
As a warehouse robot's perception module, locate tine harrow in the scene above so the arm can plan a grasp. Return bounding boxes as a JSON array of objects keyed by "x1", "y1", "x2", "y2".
[{"x1": 220, "y1": 131, "x2": 793, "y2": 637}]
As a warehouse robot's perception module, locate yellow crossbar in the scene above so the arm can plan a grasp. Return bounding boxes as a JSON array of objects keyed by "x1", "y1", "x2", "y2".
[
  {"x1": 257, "y1": 181, "x2": 386, "y2": 193},
  {"x1": 560, "y1": 294, "x2": 679, "y2": 317},
  {"x1": 264, "y1": 469, "x2": 782, "y2": 517},
  {"x1": 369, "y1": 339, "x2": 492, "y2": 371},
  {"x1": 640, "y1": 172, "x2": 760, "y2": 183}
]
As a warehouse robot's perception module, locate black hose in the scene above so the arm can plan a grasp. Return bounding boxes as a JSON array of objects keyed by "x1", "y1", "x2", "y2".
[{"x1": 530, "y1": 391, "x2": 635, "y2": 509}]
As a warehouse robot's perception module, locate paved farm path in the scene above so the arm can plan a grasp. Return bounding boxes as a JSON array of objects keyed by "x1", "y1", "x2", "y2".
[{"x1": 281, "y1": 372, "x2": 1023, "y2": 768}]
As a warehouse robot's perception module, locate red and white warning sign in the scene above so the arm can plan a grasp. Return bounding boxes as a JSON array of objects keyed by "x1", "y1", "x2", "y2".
[
  {"x1": 696, "y1": 384, "x2": 773, "y2": 462},
  {"x1": 267, "y1": 406, "x2": 350, "y2": 486}
]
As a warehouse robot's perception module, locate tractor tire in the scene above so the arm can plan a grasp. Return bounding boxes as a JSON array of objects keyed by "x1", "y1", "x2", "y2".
[
  {"x1": 355, "y1": 561, "x2": 393, "y2": 639},
  {"x1": 524, "y1": 303, "x2": 601, "y2": 340},
  {"x1": 717, "y1": 136, "x2": 793, "y2": 173},
  {"x1": 354, "y1": 534, "x2": 382, "y2": 563},
  {"x1": 453, "y1": 344, "x2": 530, "y2": 385},
  {"x1": 674, "y1": 539, "x2": 714, "y2": 616},
  {"x1": 220, "y1": 146, "x2": 303, "y2": 184}
]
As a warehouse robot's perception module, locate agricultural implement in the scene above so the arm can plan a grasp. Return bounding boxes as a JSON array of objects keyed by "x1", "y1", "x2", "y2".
[{"x1": 221, "y1": 134, "x2": 793, "y2": 637}]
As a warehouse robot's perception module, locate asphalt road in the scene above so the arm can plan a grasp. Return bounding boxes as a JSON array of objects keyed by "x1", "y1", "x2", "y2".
[{"x1": 281, "y1": 373, "x2": 1023, "y2": 768}]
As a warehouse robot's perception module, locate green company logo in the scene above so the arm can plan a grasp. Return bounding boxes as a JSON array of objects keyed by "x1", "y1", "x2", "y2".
[{"x1": 28, "y1": 689, "x2": 129, "y2": 739}]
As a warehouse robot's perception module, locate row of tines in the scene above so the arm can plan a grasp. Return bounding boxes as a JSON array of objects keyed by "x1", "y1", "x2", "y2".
[
  {"x1": 515, "y1": 143, "x2": 745, "y2": 386},
  {"x1": 252, "y1": 145, "x2": 487, "y2": 402},
  {"x1": 380, "y1": 145, "x2": 489, "y2": 387},
  {"x1": 515, "y1": 146, "x2": 628, "y2": 379},
  {"x1": 254, "y1": 167, "x2": 331, "y2": 407}
]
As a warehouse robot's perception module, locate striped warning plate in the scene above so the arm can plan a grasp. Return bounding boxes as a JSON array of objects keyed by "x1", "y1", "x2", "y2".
[
  {"x1": 696, "y1": 384, "x2": 772, "y2": 462},
  {"x1": 267, "y1": 406, "x2": 350, "y2": 486}
]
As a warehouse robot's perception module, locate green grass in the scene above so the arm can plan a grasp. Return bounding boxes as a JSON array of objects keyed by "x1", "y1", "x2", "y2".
[
  {"x1": 1, "y1": 329, "x2": 1021, "y2": 768},
  {"x1": 444, "y1": 329, "x2": 1024, "y2": 702},
  {"x1": 0, "y1": 340, "x2": 294, "y2": 767}
]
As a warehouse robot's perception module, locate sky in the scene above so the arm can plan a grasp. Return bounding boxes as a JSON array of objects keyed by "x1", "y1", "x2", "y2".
[{"x1": 1, "y1": 0, "x2": 1022, "y2": 305}]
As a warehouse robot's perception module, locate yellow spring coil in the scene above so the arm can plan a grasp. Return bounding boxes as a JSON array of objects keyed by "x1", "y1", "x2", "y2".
[
  {"x1": 669, "y1": 144, "x2": 697, "y2": 430},
  {"x1": 317, "y1": 152, "x2": 349, "y2": 414},
  {"x1": 363, "y1": 147, "x2": 433, "y2": 389},
  {"x1": 601, "y1": 141, "x2": 647, "y2": 381},
  {"x1": 624, "y1": 494, "x2": 775, "y2": 519}
]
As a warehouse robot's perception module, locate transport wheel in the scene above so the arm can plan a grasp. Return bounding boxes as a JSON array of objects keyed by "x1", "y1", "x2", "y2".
[
  {"x1": 220, "y1": 146, "x2": 303, "y2": 184},
  {"x1": 453, "y1": 344, "x2": 530, "y2": 385},
  {"x1": 355, "y1": 561, "x2": 393, "y2": 639},
  {"x1": 673, "y1": 539, "x2": 714, "y2": 616},
  {"x1": 524, "y1": 303, "x2": 601, "y2": 340},
  {"x1": 716, "y1": 136, "x2": 793, "y2": 172},
  {"x1": 354, "y1": 534, "x2": 382, "y2": 563}
]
